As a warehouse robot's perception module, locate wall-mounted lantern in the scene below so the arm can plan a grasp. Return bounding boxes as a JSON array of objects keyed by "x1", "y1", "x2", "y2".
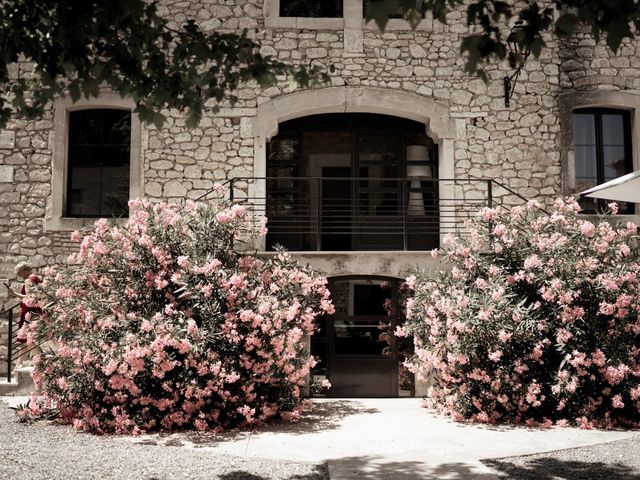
[{"x1": 504, "y1": 20, "x2": 531, "y2": 108}]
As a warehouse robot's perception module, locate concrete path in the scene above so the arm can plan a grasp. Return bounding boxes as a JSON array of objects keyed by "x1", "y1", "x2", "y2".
[
  {"x1": 1, "y1": 396, "x2": 634, "y2": 479},
  {"x1": 130, "y1": 398, "x2": 632, "y2": 479}
]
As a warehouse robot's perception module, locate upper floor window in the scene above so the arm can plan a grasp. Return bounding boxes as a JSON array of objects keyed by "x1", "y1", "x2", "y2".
[
  {"x1": 280, "y1": 0, "x2": 343, "y2": 17},
  {"x1": 66, "y1": 109, "x2": 131, "y2": 217},
  {"x1": 573, "y1": 108, "x2": 633, "y2": 213}
]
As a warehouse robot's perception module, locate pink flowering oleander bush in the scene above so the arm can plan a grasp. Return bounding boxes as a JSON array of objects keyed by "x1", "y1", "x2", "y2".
[
  {"x1": 401, "y1": 198, "x2": 640, "y2": 428},
  {"x1": 22, "y1": 194, "x2": 334, "y2": 434}
]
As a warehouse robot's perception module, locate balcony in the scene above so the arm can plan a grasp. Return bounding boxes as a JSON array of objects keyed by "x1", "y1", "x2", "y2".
[{"x1": 228, "y1": 177, "x2": 526, "y2": 252}]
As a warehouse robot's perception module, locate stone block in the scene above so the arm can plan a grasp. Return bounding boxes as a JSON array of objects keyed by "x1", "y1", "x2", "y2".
[
  {"x1": 344, "y1": 28, "x2": 363, "y2": 54},
  {"x1": 163, "y1": 180, "x2": 187, "y2": 197},
  {"x1": 409, "y1": 44, "x2": 426, "y2": 58},
  {"x1": 28, "y1": 170, "x2": 50, "y2": 181},
  {"x1": 274, "y1": 38, "x2": 297, "y2": 50},
  {"x1": 150, "y1": 160, "x2": 173, "y2": 170},
  {"x1": 307, "y1": 48, "x2": 328, "y2": 59},
  {"x1": 145, "y1": 182, "x2": 162, "y2": 197},
  {"x1": 0, "y1": 130, "x2": 15, "y2": 149},
  {"x1": 5, "y1": 153, "x2": 26, "y2": 165},
  {"x1": 0, "y1": 166, "x2": 13, "y2": 183},
  {"x1": 194, "y1": 147, "x2": 210, "y2": 161},
  {"x1": 184, "y1": 165, "x2": 202, "y2": 179},
  {"x1": 0, "y1": 192, "x2": 20, "y2": 204},
  {"x1": 30, "y1": 153, "x2": 50, "y2": 165}
]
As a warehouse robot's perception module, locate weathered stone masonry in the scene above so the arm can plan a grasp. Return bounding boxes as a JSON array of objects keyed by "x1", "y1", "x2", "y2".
[{"x1": 2, "y1": 1, "x2": 640, "y2": 290}]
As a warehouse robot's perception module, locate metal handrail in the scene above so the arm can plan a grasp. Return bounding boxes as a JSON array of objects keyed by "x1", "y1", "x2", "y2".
[
  {"x1": 223, "y1": 176, "x2": 525, "y2": 252},
  {"x1": 188, "y1": 178, "x2": 233, "y2": 204},
  {"x1": 2, "y1": 301, "x2": 19, "y2": 382},
  {"x1": 3, "y1": 300, "x2": 45, "y2": 382}
]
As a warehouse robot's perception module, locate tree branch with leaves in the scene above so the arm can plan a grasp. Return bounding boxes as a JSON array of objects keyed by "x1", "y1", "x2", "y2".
[
  {"x1": 0, "y1": 0, "x2": 328, "y2": 129},
  {"x1": 367, "y1": 0, "x2": 640, "y2": 80},
  {"x1": 3, "y1": 0, "x2": 640, "y2": 130}
]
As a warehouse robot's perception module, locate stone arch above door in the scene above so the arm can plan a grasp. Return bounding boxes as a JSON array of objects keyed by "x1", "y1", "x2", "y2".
[
  {"x1": 247, "y1": 87, "x2": 458, "y2": 251},
  {"x1": 253, "y1": 86, "x2": 456, "y2": 142},
  {"x1": 251, "y1": 86, "x2": 456, "y2": 189}
]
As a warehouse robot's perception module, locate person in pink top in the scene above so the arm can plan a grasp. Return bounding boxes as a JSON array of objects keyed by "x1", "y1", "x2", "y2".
[{"x1": 5, "y1": 261, "x2": 41, "y2": 344}]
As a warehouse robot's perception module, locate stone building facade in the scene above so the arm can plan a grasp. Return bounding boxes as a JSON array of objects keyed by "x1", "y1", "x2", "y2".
[{"x1": 1, "y1": 1, "x2": 639, "y2": 392}]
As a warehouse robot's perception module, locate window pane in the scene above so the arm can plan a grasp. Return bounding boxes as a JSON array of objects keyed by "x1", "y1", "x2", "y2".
[
  {"x1": 575, "y1": 144, "x2": 597, "y2": 214},
  {"x1": 334, "y1": 320, "x2": 389, "y2": 355},
  {"x1": 603, "y1": 146, "x2": 627, "y2": 181},
  {"x1": 574, "y1": 145, "x2": 598, "y2": 184},
  {"x1": 280, "y1": 0, "x2": 343, "y2": 17},
  {"x1": 602, "y1": 114, "x2": 625, "y2": 146},
  {"x1": 67, "y1": 109, "x2": 131, "y2": 217},
  {"x1": 573, "y1": 113, "x2": 596, "y2": 145},
  {"x1": 353, "y1": 284, "x2": 389, "y2": 316}
]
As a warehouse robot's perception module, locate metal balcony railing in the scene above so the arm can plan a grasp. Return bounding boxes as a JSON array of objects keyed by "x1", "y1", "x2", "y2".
[{"x1": 226, "y1": 177, "x2": 528, "y2": 252}]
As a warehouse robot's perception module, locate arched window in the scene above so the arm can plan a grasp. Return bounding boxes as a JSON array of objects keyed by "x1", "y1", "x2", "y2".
[
  {"x1": 265, "y1": 113, "x2": 438, "y2": 251},
  {"x1": 573, "y1": 108, "x2": 633, "y2": 213}
]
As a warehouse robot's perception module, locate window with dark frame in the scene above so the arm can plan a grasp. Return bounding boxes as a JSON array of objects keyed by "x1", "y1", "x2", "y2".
[
  {"x1": 279, "y1": 0, "x2": 343, "y2": 17},
  {"x1": 573, "y1": 108, "x2": 634, "y2": 214},
  {"x1": 66, "y1": 109, "x2": 131, "y2": 218}
]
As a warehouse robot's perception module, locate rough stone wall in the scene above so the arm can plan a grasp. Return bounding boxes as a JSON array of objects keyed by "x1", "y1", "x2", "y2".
[
  {"x1": 142, "y1": 1, "x2": 566, "y2": 208},
  {"x1": 560, "y1": 33, "x2": 640, "y2": 92},
  {"x1": 0, "y1": 0, "x2": 639, "y2": 284}
]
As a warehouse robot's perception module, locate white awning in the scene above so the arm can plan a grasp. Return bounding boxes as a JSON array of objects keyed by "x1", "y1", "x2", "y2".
[{"x1": 579, "y1": 170, "x2": 640, "y2": 204}]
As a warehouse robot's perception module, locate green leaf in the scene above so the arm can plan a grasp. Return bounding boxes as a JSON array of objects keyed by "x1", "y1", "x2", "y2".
[
  {"x1": 364, "y1": 0, "x2": 397, "y2": 31},
  {"x1": 68, "y1": 81, "x2": 81, "y2": 102},
  {"x1": 555, "y1": 13, "x2": 578, "y2": 36},
  {"x1": 605, "y1": 19, "x2": 631, "y2": 52}
]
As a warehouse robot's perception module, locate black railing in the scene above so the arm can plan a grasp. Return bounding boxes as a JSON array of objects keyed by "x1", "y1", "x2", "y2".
[
  {"x1": 228, "y1": 177, "x2": 528, "y2": 252},
  {"x1": 2, "y1": 300, "x2": 41, "y2": 382}
]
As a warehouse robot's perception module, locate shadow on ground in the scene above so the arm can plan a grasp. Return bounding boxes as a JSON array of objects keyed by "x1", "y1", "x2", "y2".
[
  {"x1": 134, "y1": 400, "x2": 379, "y2": 447},
  {"x1": 216, "y1": 463, "x2": 328, "y2": 480},
  {"x1": 329, "y1": 456, "x2": 497, "y2": 480},
  {"x1": 484, "y1": 457, "x2": 637, "y2": 480}
]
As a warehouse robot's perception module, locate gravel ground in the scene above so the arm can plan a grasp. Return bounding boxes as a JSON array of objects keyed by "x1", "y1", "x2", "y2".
[
  {"x1": 483, "y1": 433, "x2": 640, "y2": 480},
  {"x1": 3, "y1": 398, "x2": 639, "y2": 480},
  {"x1": 0, "y1": 403, "x2": 328, "y2": 480}
]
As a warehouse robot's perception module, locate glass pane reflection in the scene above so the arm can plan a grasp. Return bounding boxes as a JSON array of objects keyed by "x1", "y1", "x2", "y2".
[
  {"x1": 573, "y1": 114, "x2": 596, "y2": 146},
  {"x1": 334, "y1": 320, "x2": 390, "y2": 356},
  {"x1": 602, "y1": 114, "x2": 625, "y2": 146}
]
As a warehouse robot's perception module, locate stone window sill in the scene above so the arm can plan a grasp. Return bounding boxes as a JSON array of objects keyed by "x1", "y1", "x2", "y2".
[
  {"x1": 265, "y1": 17, "x2": 344, "y2": 29},
  {"x1": 363, "y1": 18, "x2": 433, "y2": 31},
  {"x1": 44, "y1": 216, "x2": 128, "y2": 232},
  {"x1": 265, "y1": 17, "x2": 432, "y2": 31}
]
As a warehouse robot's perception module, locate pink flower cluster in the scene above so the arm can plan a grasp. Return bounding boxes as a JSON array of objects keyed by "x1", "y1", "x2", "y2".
[
  {"x1": 401, "y1": 198, "x2": 640, "y2": 429},
  {"x1": 24, "y1": 196, "x2": 333, "y2": 434}
]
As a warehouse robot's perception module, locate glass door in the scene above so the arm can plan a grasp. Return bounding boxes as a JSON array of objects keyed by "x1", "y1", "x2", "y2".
[
  {"x1": 324, "y1": 277, "x2": 399, "y2": 397},
  {"x1": 354, "y1": 135, "x2": 404, "y2": 250}
]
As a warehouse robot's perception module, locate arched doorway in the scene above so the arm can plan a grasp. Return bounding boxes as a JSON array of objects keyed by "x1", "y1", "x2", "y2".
[
  {"x1": 312, "y1": 275, "x2": 414, "y2": 397},
  {"x1": 265, "y1": 113, "x2": 439, "y2": 251}
]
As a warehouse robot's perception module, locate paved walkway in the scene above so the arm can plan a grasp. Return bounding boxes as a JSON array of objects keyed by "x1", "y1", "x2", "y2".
[{"x1": 1, "y1": 396, "x2": 635, "y2": 479}]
